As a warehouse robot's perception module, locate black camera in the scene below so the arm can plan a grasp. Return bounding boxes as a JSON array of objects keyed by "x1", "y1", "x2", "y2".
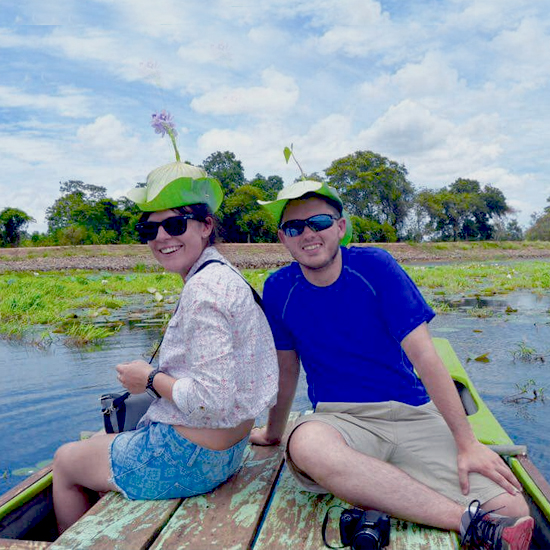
[{"x1": 339, "y1": 508, "x2": 391, "y2": 550}]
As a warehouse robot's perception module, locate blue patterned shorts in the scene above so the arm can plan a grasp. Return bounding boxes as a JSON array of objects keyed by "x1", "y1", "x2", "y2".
[{"x1": 109, "y1": 422, "x2": 248, "y2": 500}]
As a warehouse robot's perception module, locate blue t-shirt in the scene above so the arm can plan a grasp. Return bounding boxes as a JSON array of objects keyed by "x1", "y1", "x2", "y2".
[{"x1": 262, "y1": 246, "x2": 434, "y2": 407}]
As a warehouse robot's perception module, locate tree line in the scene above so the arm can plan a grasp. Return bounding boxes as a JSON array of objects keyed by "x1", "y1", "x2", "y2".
[{"x1": 1, "y1": 149, "x2": 547, "y2": 247}]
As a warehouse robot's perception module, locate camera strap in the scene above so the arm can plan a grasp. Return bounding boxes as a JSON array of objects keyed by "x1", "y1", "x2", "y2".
[{"x1": 322, "y1": 505, "x2": 347, "y2": 549}]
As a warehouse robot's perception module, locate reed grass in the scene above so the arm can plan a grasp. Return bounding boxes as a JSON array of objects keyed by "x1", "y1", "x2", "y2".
[{"x1": 1, "y1": 260, "x2": 549, "y2": 345}]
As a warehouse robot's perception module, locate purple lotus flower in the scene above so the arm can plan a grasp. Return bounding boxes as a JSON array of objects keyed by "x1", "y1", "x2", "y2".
[
  {"x1": 151, "y1": 110, "x2": 180, "y2": 162},
  {"x1": 151, "y1": 110, "x2": 178, "y2": 138}
]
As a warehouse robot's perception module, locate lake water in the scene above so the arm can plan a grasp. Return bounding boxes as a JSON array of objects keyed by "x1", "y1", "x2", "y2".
[{"x1": 0, "y1": 291, "x2": 549, "y2": 498}]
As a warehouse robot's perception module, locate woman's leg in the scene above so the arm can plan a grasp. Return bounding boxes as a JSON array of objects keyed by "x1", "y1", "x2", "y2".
[{"x1": 53, "y1": 433, "x2": 118, "y2": 533}]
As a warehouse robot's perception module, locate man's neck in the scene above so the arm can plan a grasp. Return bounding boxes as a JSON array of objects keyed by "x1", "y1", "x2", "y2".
[{"x1": 300, "y1": 248, "x2": 343, "y2": 287}]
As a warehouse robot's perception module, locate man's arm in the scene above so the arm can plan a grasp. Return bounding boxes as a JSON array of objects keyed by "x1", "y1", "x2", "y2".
[
  {"x1": 250, "y1": 349, "x2": 300, "y2": 445},
  {"x1": 402, "y1": 322, "x2": 521, "y2": 496}
]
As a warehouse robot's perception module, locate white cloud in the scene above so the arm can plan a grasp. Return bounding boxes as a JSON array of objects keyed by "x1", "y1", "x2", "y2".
[
  {"x1": 358, "y1": 100, "x2": 454, "y2": 156},
  {"x1": 491, "y1": 17, "x2": 550, "y2": 85},
  {"x1": 0, "y1": 85, "x2": 92, "y2": 118},
  {"x1": 190, "y1": 67, "x2": 299, "y2": 117},
  {"x1": 75, "y1": 115, "x2": 142, "y2": 161}
]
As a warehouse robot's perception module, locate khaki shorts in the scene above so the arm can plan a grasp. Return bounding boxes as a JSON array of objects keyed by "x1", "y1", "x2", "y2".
[{"x1": 285, "y1": 401, "x2": 505, "y2": 507}]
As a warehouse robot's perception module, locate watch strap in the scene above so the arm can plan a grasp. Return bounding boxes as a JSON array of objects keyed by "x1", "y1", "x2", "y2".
[{"x1": 146, "y1": 367, "x2": 161, "y2": 398}]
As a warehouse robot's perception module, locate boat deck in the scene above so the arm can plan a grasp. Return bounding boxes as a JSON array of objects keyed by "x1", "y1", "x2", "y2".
[
  {"x1": 0, "y1": 437, "x2": 459, "y2": 550},
  {"x1": 2, "y1": 338, "x2": 549, "y2": 549}
]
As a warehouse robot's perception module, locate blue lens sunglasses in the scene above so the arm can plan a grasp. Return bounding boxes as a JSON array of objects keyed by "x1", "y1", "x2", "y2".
[{"x1": 279, "y1": 214, "x2": 340, "y2": 237}]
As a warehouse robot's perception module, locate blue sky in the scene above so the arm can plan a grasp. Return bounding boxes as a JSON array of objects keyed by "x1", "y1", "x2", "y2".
[{"x1": 1, "y1": 0, "x2": 549, "y2": 233}]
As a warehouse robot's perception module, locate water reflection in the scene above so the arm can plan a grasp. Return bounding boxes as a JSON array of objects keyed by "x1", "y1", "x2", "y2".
[{"x1": 0, "y1": 291, "x2": 549, "y2": 498}]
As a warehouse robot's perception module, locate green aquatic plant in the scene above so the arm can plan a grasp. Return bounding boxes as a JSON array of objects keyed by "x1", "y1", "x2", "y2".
[
  {"x1": 468, "y1": 307, "x2": 495, "y2": 319},
  {"x1": 503, "y1": 379, "x2": 546, "y2": 404},
  {"x1": 512, "y1": 341, "x2": 546, "y2": 363}
]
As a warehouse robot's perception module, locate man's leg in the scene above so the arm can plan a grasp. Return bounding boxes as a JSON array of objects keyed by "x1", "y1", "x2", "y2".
[
  {"x1": 288, "y1": 420, "x2": 465, "y2": 531},
  {"x1": 53, "y1": 433, "x2": 118, "y2": 533}
]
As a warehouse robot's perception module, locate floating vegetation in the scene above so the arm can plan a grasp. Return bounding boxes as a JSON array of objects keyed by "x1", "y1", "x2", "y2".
[
  {"x1": 466, "y1": 352, "x2": 491, "y2": 363},
  {"x1": 0, "y1": 270, "x2": 181, "y2": 344},
  {"x1": 512, "y1": 341, "x2": 547, "y2": 363},
  {"x1": 503, "y1": 379, "x2": 546, "y2": 404},
  {"x1": 405, "y1": 261, "x2": 550, "y2": 297},
  {"x1": 468, "y1": 307, "x2": 495, "y2": 319}
]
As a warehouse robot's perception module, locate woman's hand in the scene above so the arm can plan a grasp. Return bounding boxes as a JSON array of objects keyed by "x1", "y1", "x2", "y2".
[
  {"x1": 249, "y1": 426, "x2": 281, "y2": 446},
  {"x1": 115, "y1": 361, "x2": 152, "y2": 394}
]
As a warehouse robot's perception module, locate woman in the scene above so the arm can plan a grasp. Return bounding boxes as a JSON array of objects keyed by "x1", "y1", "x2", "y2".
[{"x1": 52, "y1": 122, "x2": 279, "y2": 533}]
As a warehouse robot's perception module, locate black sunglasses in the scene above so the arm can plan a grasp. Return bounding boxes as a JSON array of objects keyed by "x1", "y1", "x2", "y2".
[
  {"x1": 135, "y1": 214, "x2": 204, "y2": 241},
  {"x1": 279, "y1": 214, "x2": 340, "y2": 237}
]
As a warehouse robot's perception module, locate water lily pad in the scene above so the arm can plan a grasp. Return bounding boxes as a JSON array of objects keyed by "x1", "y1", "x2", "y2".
[
  {"x1": 12, "y1": 466, "x2": 38, "y2": 476},
  {"x1": 36, "y1": 459, "x2": 53, "y2": 469}
]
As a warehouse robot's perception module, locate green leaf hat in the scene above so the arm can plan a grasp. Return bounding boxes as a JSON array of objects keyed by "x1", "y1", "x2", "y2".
[
  {"x1": 126, "y1": 111, "x2": 223, "y2": 213},
  {"x1": 258, "y1": 179, "x2": 353, "y2": 246},
  {"x1": 126, "y1": 162, "x2": 223, "y2": 213}
]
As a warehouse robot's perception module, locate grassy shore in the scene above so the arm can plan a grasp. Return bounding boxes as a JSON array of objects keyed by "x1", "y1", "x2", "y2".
[{"x1": 1, "y1": 254, "x2": 549, "y2": 345}]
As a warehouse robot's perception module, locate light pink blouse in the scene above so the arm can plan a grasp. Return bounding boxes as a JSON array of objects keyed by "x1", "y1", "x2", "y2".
[{"x1": 139, "y1": 246, "x2": 279, "y2": 429}]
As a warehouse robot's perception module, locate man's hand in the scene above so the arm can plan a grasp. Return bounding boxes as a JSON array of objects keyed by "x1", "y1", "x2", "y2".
[
  {"x1": 115, "y1": 360, "x2": 152, "y2": 394},
  {"x1": 250, "y1": 426, "x2": 281, "y2": 446},
  {"x1": 457, "y1": 440, "x2": 522, "y2": 495}
]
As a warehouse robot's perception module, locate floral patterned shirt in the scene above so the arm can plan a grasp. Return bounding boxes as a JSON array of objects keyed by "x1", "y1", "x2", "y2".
[{"x1": 139, "y1": 246, "x2": 279, "y2": 429}]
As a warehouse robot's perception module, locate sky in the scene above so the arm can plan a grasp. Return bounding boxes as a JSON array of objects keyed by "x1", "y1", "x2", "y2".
[{"x1": 1, "y1": 0, "x2": 549, "y2": 234}]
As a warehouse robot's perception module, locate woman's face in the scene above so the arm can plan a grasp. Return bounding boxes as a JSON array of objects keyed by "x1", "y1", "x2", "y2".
[{"x1": 146, "y1": 209, "x2": 213, "y2": 278}]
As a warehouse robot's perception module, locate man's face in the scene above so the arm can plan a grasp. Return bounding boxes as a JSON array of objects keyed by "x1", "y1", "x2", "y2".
[{"x1": 278, "y1": 196, "x2": 346, "y2": 273}]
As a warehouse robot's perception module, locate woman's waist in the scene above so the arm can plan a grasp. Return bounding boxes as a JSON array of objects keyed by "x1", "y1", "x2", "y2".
[{"x1": 172, "y1": 418, "x2": 254, "y2": 450}]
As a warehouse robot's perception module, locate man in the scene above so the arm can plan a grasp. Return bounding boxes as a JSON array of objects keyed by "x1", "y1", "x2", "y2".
[{"x1": 251, "y1": 180, "x2": 534, "y2": 550}]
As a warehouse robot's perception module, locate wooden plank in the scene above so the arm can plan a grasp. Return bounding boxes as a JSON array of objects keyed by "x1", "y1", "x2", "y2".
[
  {"x1": 150, "y1": 443, "x2": 285, "y2": 550},
  {"x1": 0, "y1": 540, "x2": 50, "y2": 550},
  {"x1": 254, "y1": 465, "x2": 459, "y2": 550},
  {"x1": 48, "y1": 492, "x2": 181, "y2": 550}
]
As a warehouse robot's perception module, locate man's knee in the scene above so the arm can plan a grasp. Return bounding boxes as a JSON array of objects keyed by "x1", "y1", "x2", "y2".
[
  {"x1": 483, "y1": 491, "x2": 531, "y2": 518},
  {"x1": 288, "y1": 421, "x2": 346, "y2": 472}
]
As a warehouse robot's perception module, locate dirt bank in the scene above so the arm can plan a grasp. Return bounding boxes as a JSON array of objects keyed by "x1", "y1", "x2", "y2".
[{"x1": 1, "y1": 242, "x2": 550, "y2": 272}]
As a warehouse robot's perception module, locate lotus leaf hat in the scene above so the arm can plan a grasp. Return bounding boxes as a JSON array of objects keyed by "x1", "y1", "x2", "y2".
[
  {"x1": 126, "y1": 161, "x2": 223, "y2": 213},
  {"x1": 258, "y1": 179, "x2": 353, "y2": 245}
]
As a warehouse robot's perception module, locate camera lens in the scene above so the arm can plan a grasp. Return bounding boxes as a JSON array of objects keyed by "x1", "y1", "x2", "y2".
[{"x1": 352, "y1": 529, "x2": 380, "y2": 550}]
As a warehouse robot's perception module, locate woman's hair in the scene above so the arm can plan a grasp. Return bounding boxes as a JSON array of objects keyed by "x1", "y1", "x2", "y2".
[{"x1": 139, "y1": 203, "x2": 219, "y2": 246}]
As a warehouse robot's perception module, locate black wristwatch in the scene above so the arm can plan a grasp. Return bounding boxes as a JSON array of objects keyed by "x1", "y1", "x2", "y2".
[{"x1": 146, "y1": 368, "x2": 161, "y2": 398}]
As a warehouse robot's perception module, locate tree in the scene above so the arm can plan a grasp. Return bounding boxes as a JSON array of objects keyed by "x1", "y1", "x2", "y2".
[
  {"x1": 45, "y1": 180, "x2": 141, "y2": 243},
  {"x1": 46, "y1": 181, "x2": 106, "y2": 232},
  {"x1": 351, "y1": 216, "x2": 397, "y2": 243},
  {"x1": 324, "y1": 151, "x2": 415, "y2": 236},
  {"x1": 201, "y1": 151, "x2": 245, "y2": 196},
  {"x1": 0, "y1": 207, "x2": 35, "y2": 247},
  {"x1": 417, "y1": 179, "x2": 510, "y2": 241},
  {"x1": 222, "y1": 185, "x2": 277, "y2": 243},
  {"x1": 526, "y1": 197, "x2": 550, "y2": 240},
  {"x1": 492, "y1": 217, "x2": 524, "y2": 241},
  {"x1": 248, "y1": 174, "x2": 284, "y2": 201}
]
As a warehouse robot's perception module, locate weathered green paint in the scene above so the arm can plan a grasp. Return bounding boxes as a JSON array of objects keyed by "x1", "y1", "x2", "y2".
[
  {"x1": 253, "y1": 465, "x2": 459, "y2": 550},
  {"x1": 49, "y1": 492, "x2": 181, "y2": 550},
  {"x1": 150, "y1": 440, "x2": 285, "y2": 549}
]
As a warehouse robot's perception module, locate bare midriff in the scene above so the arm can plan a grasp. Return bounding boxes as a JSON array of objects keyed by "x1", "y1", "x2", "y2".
[{"x1": 173, "y1": 418, "x2": 254, "y2": 450}]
